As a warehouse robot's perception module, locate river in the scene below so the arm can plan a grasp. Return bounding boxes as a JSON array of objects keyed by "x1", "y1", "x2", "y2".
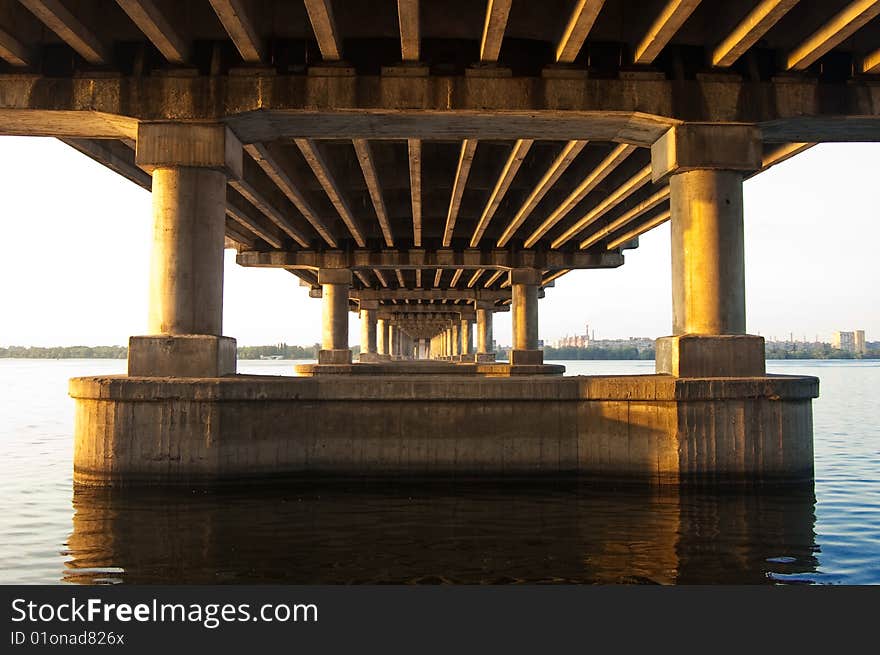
[{"x1": 0, "y1": 359, "x2": 877, "y2": 584}]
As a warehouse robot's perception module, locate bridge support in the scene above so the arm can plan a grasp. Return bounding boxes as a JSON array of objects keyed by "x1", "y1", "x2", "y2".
[
  {"x1": 128, "y1": 123, "x2": 240, "y2": 378},
  {"x1": 475, "y1": 301, "x2": 496, "y2": 362},
  {"x1": 358, "y1": 301, "x2": 380, "y2": 363},
  {"x1": 652, "y1": 125, "x2": 765, "y2": 377},
  {"x1": 510, "y1": 268, "x2": 543, "y2": 365},
  {"x1": 318, "y1": 268, "x2": 352, "y2": 365}
]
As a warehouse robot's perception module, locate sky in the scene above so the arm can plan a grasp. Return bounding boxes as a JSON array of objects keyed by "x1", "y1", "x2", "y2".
[{"x1": 0, "y1": 136, "x2": 877, "y2": 347}]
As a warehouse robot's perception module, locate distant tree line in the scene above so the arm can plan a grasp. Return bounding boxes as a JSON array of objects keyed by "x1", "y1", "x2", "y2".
[
  {"x1": 0, "y1": 345, "x2": 128, "y2": 359},
  {"x1": 541, "y1": 346, "x2": 655, "y2": 360},
  {"x1": 236, "y1": 343, "x2": 320, "y2": 359},
  {"x1": 764, "y1": 343, "x2": 880, "y2": 360}
]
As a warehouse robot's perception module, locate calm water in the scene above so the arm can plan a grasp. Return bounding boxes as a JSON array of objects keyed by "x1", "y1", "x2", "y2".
[{"x1": 0, "y1": 359, "x2": 877, "y2": 584}]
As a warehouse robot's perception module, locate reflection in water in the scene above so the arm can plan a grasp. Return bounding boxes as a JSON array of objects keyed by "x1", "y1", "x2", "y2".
[{"x1": 64, "y1": 482, "x2": 818, "y2": 585}]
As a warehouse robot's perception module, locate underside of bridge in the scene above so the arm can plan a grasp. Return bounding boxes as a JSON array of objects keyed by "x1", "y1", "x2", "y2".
[{"x1": 4, "y1": 0, "x2": 871, "y2": 483}]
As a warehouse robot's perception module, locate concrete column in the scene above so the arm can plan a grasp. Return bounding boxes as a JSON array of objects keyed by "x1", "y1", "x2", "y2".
[
  {"x1": 377, "y1": 318, "x2": 389, "y2": 356},
  {"x1": 510, "y1": 268, "x2": 543, "y2": 365},
  {"x1": 475, "y1": 301, "x2": 496, "y2": 362},
  {"x1": 389, "y1": 325, "x2": 398, "y2": 359},
  {"x1": 129, "y1": 123, "x2": 242, "y2": 377},
  {"x1": 451, "y1": 323, "x2": 460, "y2": 358},
  {"x1": 358, "y1": 300, "x2": 379, "y2": 362},
  {"x1": 651, "y1": 124, "x2": 765, "y2": 377},
  {"x1": 318, "y1": 268, "x2": 352, "y2": 364},
  {"x1": 460, "y1": 318, "x2": 473, "y2": 358}
]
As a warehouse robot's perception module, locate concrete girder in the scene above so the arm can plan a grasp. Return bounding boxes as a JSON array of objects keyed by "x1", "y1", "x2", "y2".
[
  {"x1": 19, "y1": 0, "x2": 108, "y2": 64},
  {"x1": 116, "y1": 0, "x2": 189, "y2": 65},
  {"x1": 556, "y1": 1, "x2": 606, "y2": 64},
  {"x1": 397, "y1": 0, "x2": 419, "y2": 62},
  {"x1": 236, "y1": 248, "x2": 624, "y2": 271},
  {"x1": 304, "y1": 0, "x2": 342, "y2": 62},
  {"x1": 479, "y1": 0, "x2": 511, "y2": 64},
  {"x1": 208, "y1": 0, "x2": 264, "y2": 63}
]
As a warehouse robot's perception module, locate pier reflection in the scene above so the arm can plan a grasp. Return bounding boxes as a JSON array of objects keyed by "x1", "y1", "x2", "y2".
[{"x1": 64, "y1": 482, "x2": 817, "y2": 585}]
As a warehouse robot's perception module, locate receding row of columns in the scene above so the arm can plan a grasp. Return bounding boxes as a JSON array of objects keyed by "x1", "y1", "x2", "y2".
[{"x1": 129, "y1": 121, "x2": 764, "y2": 378}]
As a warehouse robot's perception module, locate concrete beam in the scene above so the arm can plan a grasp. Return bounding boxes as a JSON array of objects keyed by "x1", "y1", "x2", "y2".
[
  {"x1": 525, "y1": 143, "x2": 636, "y2": 248},
  {"x1": 61, "y1": 137, "x2": 151, "y2": 190},
  {"x1": 480, "y1": 0, "x2": 512, "y2": 63},
  {"x1": 236, "y1": 248, "x2": 624, "y2": 271},
  {"x1": 579, "y1": 186, "x2": 670, "y2": 250},
  {"x1": 19, "y1": 0, "x2": 108, "y2": 64},
  {"x1": 208, "y1": 0, "x2": 264, "y2": 63},
  {"x1": 353, "y1": 139, "x2": 394, "y2": 247},
  {"x1": 712, "y1": 0, "x2": 800, "y2": 68},
  {"x1": 0, "y1": 26, "x2": 30, "y2": 67},
  {"x1": 294, "y1": 138, "x2": 366, "y2": 247},
  {"x1": 551, "y1": 164, "x2": 653, "y2": 248},
  {"x1": 226, "y1": 188, "x2": 286, "y2": 249},
  {"x1": 634, "y1": 0, "x2": 702, "y2": 65},
  {"x1": 136, "y1": 123, "x2": 243, "y2": 176},
  {"x1": 651, "y1": 124, "x2": 762, "y2": 181},
  {"x1": 116, "y1": 0, "x2": 189, "y2": 64},
  {"x1": 304, "y1": 0, "x2": 342, "y2": 61},
  {"x1": 496, "y1": 140, "x2": 587, "y2": 247},
  {"x1": 244, "y1": 142, "x2": 337, "y2": 247},
  {"x1": 352, "y1": 288, "x2": 515, "y2": 303},
  {"x1": 556, "y1": 0, "x2": 605, "y2": 64},
  {"x1": 470, "y1": 138, "x2": 532, "y2": 247},
  {"x1": 397, "y1": 0, "x2": 419, "y2": 62},
  {"x1": 483, "y1": 270, "x2": 504, "y2": 287},
  {"x1": 443, "y1": 139, "x2": 477, "y2": 247},
  {"x1": 787, "y1": 0, "x2": 880, "y2": 71},
  {"x1": 864, "y1": 46, "x2": 880, "y2": 74},
  {"x1": 408, "y1": 138, "x2": 422, "y2": 246},
  {"x1": 606, "y1": 210, "x2": 671, "y2": 250}
]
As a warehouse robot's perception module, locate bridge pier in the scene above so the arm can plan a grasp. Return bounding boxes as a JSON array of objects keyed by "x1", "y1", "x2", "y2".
[
  {"x1": 475, "y1": 302, "x2": 496, "y2": 363},
  {"x1": 510, "y1": 269, "x2": 543, "y2": 365},
  {"x1": 358, "y1": 301, "x2": 381, "y2": 363},
  {"x1": 318, "y1": 269, "x2": 352, "y2": 365},
  {"x1": 652, "y1": 125, "x2": 766, "y2": 377},
  {"x1": 127, "y1": 123, "x2": 240, "y2": 378}
]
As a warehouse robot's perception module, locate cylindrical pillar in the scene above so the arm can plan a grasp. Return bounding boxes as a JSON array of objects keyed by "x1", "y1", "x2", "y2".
[
  {"x1": 148, "y1": 167, "x2": 227, "y2": 335},
  {"x1": 377, "y1": 318, "x2": 388, "y2": 355},
  {"x1": 476, "y1": 307, "x2": 493, "y2": 354},
  {"x1": 512, "y1": 274, "x2": 540, "y2": 351},
  {"x1": 670, "y1": 170, "x2": 746, "y2": 335},
  {"x1": 318, "y1": 269, "x2": 352, "y2": 364},
  {"x1": 360, "y1": 308, "x2": 377, "y2": 354},
  {"x1": 460, "y1": 319, "x2": 472, "y2": 356},
  {"x1": 451, "y1": 323, "x2": 460, "y2": 357}
]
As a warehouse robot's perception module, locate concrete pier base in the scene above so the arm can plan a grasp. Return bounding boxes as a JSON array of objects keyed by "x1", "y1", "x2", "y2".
[
  {"x1": 71, "y1": 373, "x2": 817, "y2": 486},
  {"x1": 318, "y1": 349, "x2": 352, "y2": 365},
  {"x1": 128, "y1": 335, "x2": 237, "y2": 377},
  {"x1": 656, "y1": 335, "x2": 766, "y2": 377}
]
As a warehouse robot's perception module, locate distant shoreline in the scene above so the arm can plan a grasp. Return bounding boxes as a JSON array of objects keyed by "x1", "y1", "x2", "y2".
[{"x1": 1, "y1": 345, "x2": 877, "y2": 362}]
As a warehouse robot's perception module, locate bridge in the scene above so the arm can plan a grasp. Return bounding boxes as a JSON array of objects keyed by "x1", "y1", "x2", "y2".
[{"x1": 2, "y1": 0, "x2": 869, "y2": 483}]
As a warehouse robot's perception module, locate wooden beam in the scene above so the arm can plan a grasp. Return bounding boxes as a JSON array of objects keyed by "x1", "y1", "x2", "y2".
[
  {"x1": 496, "y1": 140, "x2": 588, "y2": 247},
  {"x1": 525, "y1": 143, "x2": 636, "y2": 248},
  {"x1": 244, "y1": 143, "x2": 338, "y2": 247},
  {"x1": 467, "y1": 269, "x2": 485, "y2": 288},
  {"x1": 0, "y1": 26, "x2": 30, "y2": 66},
  {"x1": 397, "y1": 0, "x2": 419, "y2": 62},
  {"x1": 353, "y1": 139, "x2": 394, "y2": 247},
  {"x1": 480, "y1": 0, "x2": 512, "y2": 63},
  {"x1": 294, "y1": 138, "x2": 366, "y2": 247},
  {"x1": 470, "y1": 138, "x2": 533, "y2": 247},
  {"x1": 442, "y1": 139, "x2": 478, "y2": 247},
  {"x1": 578, "y1": 186, "x2": 670, "y2": 249},
  {"x1": 304, "y1": 0, "x2": 342, "y2": 61},
  {"x1": 408, "y1": 138, "x2": 422, "y2": 246},
  {"x1": 556, "y1": 0, "x2": 605, "y2": 63},
  {"x1": 116, "y1": 0, "x2": 189, "y2": 64},
  {"x1": 864, "y1": 46, "x2": 880, "y2": 73},
  {"x1": 19, "y1": 0, "x2": 108, "y2": 64},
  {"x1": 208, "y1": 0, "x2": 263, "y2": 63},
  {"x1": 606, "y1": 210, "x2": 671, "y2": 250},
  {"x1": 787, "y1": 0, "x2": 880, "y2": 70},
  {"x1": 633, "y1": 0, "x2": 702, "y2": 65},
  {"x1": 551, "y1": 164, "x2": 653, "y2": 248},
  {"x1": 712, "y1": 0, "x2": 799, "y2": 67}
]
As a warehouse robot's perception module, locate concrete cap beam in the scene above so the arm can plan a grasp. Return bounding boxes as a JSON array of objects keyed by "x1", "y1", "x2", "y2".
[
  {"x1": 136, "y1": 123, "x2": 243, "y2": 178},
  {"x1": 651, "y1": 124, "x2": 762, "y2": 182}
]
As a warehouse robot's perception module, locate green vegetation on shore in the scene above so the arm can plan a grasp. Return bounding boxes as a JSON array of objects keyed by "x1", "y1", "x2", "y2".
[{"x1": 2, "y1": 343, "x2": 877, "y2": 360}]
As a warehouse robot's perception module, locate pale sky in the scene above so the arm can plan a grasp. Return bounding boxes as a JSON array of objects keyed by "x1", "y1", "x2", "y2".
[{"x1": 0, "y1": 136, "x2": 877, "y2": 347}]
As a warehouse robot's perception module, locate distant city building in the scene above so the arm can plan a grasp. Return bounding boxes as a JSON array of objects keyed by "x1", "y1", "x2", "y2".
[
  {"x1": 833, "y1": 330, "x2": 866, "y2": 354},
  {"x1": 553, "y1": 324, "x2": 653, "y2": 351}
]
